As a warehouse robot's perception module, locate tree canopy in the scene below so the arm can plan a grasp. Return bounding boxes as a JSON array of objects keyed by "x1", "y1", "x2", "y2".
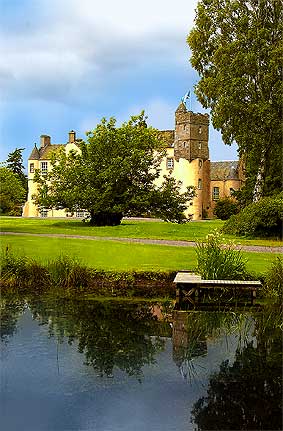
[
  {"x1": 0, "y1": 167, "x2": 27, "y2": 215},
  {"x1": 6, "y1": 148, "x2": 27, "y2": 192},
  {"x1": 33, "y1": 112, "x2": 195, "y2": 225},
  {"x1": 188, "y1": 0, "x2": 283, "y2": 202}
]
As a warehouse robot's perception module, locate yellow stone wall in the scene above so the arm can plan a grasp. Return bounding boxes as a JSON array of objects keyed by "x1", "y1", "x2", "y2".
[
  {"x1": 210, "y1": 178, "x2": 242, "y2": 214},
  {"x1": 23, "y1": 141, "x2": 81, "y2": 218},
  {"x1": 156, "y1": 149, "x2": 211, "y2": 220}
]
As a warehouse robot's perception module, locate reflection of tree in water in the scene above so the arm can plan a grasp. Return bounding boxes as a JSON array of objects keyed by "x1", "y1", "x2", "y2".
[
  {"x1": 172, "y1": 311, "x2": 252, "y2": 382},
  {"x1": 191, "y1": 308, "x2": 283, "y2": 430},
  {"x1": 29, "y1": 298, "x2": 170, "y2": 380},
  {"x1": 0, "y1": 296, "x2": 26, "y2": 343}
]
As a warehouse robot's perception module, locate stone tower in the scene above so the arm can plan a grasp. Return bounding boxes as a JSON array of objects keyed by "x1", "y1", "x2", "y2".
[{"x1": 174, "y1": 102, "x2": 209, "y2": 161}]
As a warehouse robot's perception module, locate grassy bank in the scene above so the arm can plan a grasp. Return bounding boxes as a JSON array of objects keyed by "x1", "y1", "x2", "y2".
[
  {"x1": 1, "y1": 217, "x2": 282, "y2": 246},
  {"x1": 0, "y1": 234, "x2": 279, "y2": 274}
]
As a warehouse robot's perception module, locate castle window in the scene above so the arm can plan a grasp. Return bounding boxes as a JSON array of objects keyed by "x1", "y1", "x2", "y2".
[
  {"x1": 199, "y1": 159, "x2": 203, "y2": 168},
  {"x1": 198, "y1": 179, "x2": 202, "y2": 189},
  {"x1": 183, "y1": 125, "x2": 186, "y2": 131},
  {"x1": 213, "y1": 187, "x2": 220, "y2": 200},
  {"x1": 166, "y1": 157, "x2": 174, "y2": 169},
  {"x1": 183, "y1": 142, "x2": 187, "y2": 148},
  {"x1": 30, "y1": 163, "x2": 34, "y2": 173},
  {"x1": 198, "y1": 126, "x2": 202, "y2": 134},
  {"x1": 199, "y1": 141, "x2": 202, "y2": 150},
  {"x1": 40, "y1": 161, "x2": 48, "y2": 174}
]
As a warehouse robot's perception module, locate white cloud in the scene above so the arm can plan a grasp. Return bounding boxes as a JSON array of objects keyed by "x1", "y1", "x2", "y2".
[{"x1": 0, "y1": 0, "x2": 198, "y2": 103}]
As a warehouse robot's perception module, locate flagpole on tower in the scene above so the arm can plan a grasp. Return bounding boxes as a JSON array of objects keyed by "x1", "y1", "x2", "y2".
[{"x1": 181, "y1": 90, "x2": 192, "y2": 111}]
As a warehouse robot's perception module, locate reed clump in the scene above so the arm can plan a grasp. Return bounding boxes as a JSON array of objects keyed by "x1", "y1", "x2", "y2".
[
  {"x1": 0, "y1": 247, "x2": 175, "y2": 297},
  {"x1": 195, "y1": 230, "x2": 248, "y2": 280}
]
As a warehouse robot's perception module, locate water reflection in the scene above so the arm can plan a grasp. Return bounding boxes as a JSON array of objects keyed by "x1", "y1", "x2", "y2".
[
  {"x1": 27, "y1": 298, "x2": 172, "y2": 381},
  {"x1": 0, "y1": 295, "x2": 282, "y2": 430}
]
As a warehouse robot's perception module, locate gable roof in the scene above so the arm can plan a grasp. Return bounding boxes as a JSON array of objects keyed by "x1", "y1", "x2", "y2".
[{"x1": 210, "y1": 161, "x2": 239, "y2": 180}]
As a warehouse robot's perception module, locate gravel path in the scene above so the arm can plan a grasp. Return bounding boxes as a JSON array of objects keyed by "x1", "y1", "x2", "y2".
[{"x1": 1, "y1": 231, "x2": 282, "y2": 253}]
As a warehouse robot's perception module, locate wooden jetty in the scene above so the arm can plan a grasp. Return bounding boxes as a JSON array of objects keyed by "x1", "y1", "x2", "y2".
[{"x1": 174, "y1": 272, "x2": 262, "y2": 309}]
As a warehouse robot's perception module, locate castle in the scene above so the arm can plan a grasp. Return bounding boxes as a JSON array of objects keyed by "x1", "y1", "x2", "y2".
[{"x1": 23, "y1": 102, "x2": 244, "y2": 219}]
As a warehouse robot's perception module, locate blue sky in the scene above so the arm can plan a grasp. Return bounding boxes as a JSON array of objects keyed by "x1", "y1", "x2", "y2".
[{"x1": 0, "y1": 0, "x2": 238, "y2": 168}]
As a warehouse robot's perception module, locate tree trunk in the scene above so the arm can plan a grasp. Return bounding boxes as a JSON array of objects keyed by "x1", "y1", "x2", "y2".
[
  {"x1": 253, "y1": 152, "x2": 265, "y2": 202},
  {"x1": 89, "y1": 211, "x2": 123, "y2": 226}
]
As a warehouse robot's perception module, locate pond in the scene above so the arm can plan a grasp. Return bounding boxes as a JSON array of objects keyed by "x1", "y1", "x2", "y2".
[{"x1": 0, "y1": 295, "x2": 282, "y2": 431}]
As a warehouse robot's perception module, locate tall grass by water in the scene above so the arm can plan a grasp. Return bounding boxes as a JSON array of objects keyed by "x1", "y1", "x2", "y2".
[
  {"x1": 196, "y1": 230, "x2": 248, "y2": 280},
  {"x1": 0, "y1": 247, "x2": 175, "y2": 297}
]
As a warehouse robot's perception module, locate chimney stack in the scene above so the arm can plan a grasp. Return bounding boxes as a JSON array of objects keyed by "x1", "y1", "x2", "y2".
[
  {"x1": 69, "y1": 130, "x2": 76, "y2": 143},
  {"x1": 40, "y1": 135, "x2": 51, "y2": 148}
]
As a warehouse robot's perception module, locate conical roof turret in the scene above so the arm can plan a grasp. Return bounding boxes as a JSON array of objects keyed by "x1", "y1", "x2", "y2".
[
  {"x1": 28, "y1": 143, "x2": 40, "y2": 160},
  {"x1": 175, "y1": 102, "x2": 187, "y2": 113}
]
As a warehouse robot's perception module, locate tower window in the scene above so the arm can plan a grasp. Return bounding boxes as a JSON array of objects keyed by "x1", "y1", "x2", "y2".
[
  {"x1": 213, "y1": 187, "x2": 220, "y2": 200},
  {"x1": 198, "y1": 179, "x2": 202, "y2": 189},
  {"x1": 30, "y1": 163, "x2": 34, "y2": 173},
  {"x1": 199, "y1": 159, "x2": 203, "y2": 168},
  {"x1": 199, "y1": 141, "x2": 202, "y2": 150},
  {"x1": 183, "y1": 142, "x2": 187, "y2": 148},
  {"x1": 40, "y1": 161, "x2": 48, "y2": 174},
  {"x1": 166, "y1": 157, "x2": 174, "y2": 169},
  {"x1": 183, "y1": 124, "x2": 186, "y2": 131},
  {"x1": 198, "y1": 126, "x2": 202, "y2": 134}
]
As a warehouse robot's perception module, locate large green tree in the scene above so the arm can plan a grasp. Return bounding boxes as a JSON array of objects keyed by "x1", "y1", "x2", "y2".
[
  {"x1": 0, "y1": 167, "x2": 26, "y2": 215},
  {"x1": 188, "y1": 0, "x2": 283, "y2": 202},
  {"x1": 6, "y1": 148, "x2": 28, "y2": 193},
  {"x1": 33, "y1": 112, "x2": 195, "y2": 225}
]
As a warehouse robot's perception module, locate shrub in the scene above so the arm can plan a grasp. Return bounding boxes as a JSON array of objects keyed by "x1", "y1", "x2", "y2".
[
  {"x1": 223, "y1": 193, "x2": 283, "y2": 238},
  {"x1": 263, "y1": 257, "x2": 283, "y2": 300},
  {"x1": 195, "y1": 230, "x2": 248, "y2": 280},
  {"x1": 213, "y1": 198, "x2": 239, "y2": 220}
]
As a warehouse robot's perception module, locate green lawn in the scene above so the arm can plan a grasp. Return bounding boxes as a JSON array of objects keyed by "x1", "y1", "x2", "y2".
[
  {"x1": 0, "y1": 217, "x2": 282, "y2": 246},
  {"x1": 1, "y1": 234, "x2": 278, "y2": 274}
]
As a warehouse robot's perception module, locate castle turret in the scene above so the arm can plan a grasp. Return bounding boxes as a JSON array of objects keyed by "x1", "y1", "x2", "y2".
[{"x1": 174, "y1": 102, "x2": 209, "y2": 162}]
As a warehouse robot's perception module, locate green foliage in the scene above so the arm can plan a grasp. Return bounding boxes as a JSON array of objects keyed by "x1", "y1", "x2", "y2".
[
  {"x1": 195, "y1": 230, "x2": 248, "y2": 280},
  {"x1": 34, "y1": 112, "x2": 194, "y2": 225},
  {"x1": 47, "y1": 256, "x2": 92, "y2": 290},
  {"x1": 6, "y1": 148, "x2": 28, "y2": 194},
  {"x1": 0, "y1": 167, "x2": 26, "y2": 215},
  {"x1": 188, "y1": 0, "x2": 283, "y2": 200},
  {"x1": 263, "y1": 257, "x2": 283, "y2": 300},
  {"x1": 213, "y1": 197, "x2": 239, "y2": 220},
  {"x1": 223, "y1": 193, "x2": 283, "y2": 238},
  {"x1": 0, "y1": 246, "x2": 48, "y2": 290},
  {"x1": 0, "y1": 247, "x2": 175, "y2": 296}
]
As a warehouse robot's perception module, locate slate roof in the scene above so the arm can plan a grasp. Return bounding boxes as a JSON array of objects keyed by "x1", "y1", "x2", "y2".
[
  {"x1": 29, "y1": 145, "x2": 40, "y2": 160},
  {"x1": 210, "y1": 161, "x2": 239, "y2": 180},
  {"x1": 28, "y1": 141, "x2": 82, "y2": 160}
]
